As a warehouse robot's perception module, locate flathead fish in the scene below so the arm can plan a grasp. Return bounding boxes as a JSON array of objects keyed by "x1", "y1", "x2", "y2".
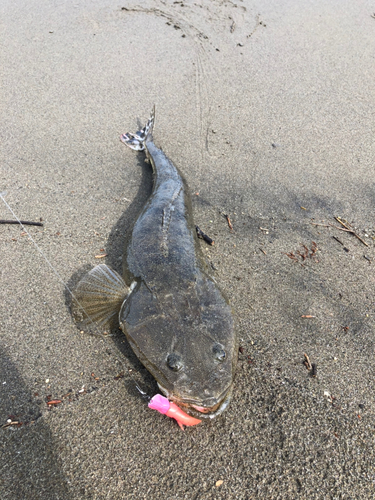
[{"x1": 73, "y1": 107, "x2": 237, "y2": 418}]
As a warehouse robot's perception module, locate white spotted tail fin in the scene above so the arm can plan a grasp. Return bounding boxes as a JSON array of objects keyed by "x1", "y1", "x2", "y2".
[{"x1": 120, "y1": 105, "x2": 155, "y2": 151}]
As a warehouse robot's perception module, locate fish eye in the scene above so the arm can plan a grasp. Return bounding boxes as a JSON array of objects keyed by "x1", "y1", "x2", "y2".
[
  {"x1": 167, "y1": 353, "x2": 183, "y2": 372},
  {"x1": 212, "y1": 344, "x2": 226, "y2": 362}
]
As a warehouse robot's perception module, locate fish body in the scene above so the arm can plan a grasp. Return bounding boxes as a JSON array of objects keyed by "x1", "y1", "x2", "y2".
[{"x1": 73, "y1": 108, "x2": 237, "y2": 418}]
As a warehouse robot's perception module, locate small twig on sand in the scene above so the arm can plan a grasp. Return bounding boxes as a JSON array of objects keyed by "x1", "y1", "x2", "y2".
[
  {"x1": 196, "y1": 226, "x2": 214, "y2": 245},
  {"x1": 334, "y1": 217, "x2": 368, "y2": 247},
  {"x1": 303, "y1": 353, "x2": 317, "y2": 376},
  {"x1": 332, "y1": 235, "x2": 344, "y2": 246},
  {"x1": 284, "y1": 242, "x2": 317, "y2": 264},
  {"x1": 328, "y1": 223, "x2": 352, "y2": 232},
  {"x1": 224, "y1": 214, "x2": 233, "y2": 231},
  {"x1": 0, "y1": 219, "x2": 43, "y2": 227},
  {"x1": 310, "y1": 241, "x2": 318, "y2": 257},
  {"x1": 283, "y1": 251, "x2": 298, "y2": 262},
  {"x1": 297, "y1": 244, "x2": 309, "y2": 261},
  {"x1": 46, "y1": 399, "x2": 62, "y2": 406},
  {"x1": 304, "y1": 353, "x2": 312, "y2": 371},
  {"x1": 312, "y1": 218, "x2": 369, "y2": 247},
  {"x1": 310, "y1": 222, "x2": 330, "y2": 228}
]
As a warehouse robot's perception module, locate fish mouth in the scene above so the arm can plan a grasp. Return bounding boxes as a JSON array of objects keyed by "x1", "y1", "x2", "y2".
[{"x1": 157, "y1": 384, "x2": 233, "y2": 419}]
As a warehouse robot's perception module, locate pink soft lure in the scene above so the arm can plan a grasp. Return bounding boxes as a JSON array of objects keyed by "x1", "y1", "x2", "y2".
[{"x1": 148, "y1": 394, "x2": 202, "y2": 430}]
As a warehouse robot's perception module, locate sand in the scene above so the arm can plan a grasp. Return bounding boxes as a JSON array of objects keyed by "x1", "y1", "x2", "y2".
[{"x1": 1, "y1": 0, "x2": 375, "y2": 498}]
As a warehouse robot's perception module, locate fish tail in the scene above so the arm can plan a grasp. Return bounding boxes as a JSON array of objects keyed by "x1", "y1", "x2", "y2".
[
  {"x1": 120, "y1": 105, "x2": 155, "y2": 151},
  {"x1": 71, "y1": 264, "x2": 129, "y2": 329}
]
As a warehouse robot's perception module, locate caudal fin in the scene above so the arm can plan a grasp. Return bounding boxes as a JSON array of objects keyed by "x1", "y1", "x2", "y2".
[
  {"x1": 71, "y1": 264, "x2": 129, "y2": 329},
  {"x1": 120, "y1": 105, "x2": 155, "y2": 151}
]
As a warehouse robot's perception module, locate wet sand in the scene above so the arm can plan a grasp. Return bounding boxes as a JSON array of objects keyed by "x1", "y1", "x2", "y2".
[{"x1": 1, "y1": 0, "x2": 375, "y2": 498}]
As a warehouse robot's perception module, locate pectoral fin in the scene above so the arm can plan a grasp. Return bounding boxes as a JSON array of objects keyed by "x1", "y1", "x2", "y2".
[{"x1": 72, "y1": 264, "x2": 128, "y2": 328}]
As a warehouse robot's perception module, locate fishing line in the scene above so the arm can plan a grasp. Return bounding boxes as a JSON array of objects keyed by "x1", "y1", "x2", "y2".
[{"x1": 0, "y1": 191, "x2": 150, "y2": 401}]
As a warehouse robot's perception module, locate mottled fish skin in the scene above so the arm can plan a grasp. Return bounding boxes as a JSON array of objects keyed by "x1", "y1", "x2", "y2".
[{"x1": 120, "y1": 108, "x2": 237, "y2": 418}]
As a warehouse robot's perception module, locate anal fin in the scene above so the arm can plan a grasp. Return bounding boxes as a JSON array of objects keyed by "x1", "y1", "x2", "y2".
[{"x1": 72, "y1": 264, "x2": 128, "y2": 329}]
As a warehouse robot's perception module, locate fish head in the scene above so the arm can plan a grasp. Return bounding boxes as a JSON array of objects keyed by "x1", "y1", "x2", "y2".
[
  {"x1": 157, "y1": 332, "x2": 237, "y2": 419},
  {"x1": 120, "y1": 277, "x2": 238, "y2": 419}
]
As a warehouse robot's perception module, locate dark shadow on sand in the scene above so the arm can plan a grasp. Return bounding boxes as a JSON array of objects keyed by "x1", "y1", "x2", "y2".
[{"x1": 0, "y1": 347, "x2": 70, "y2": 500}]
